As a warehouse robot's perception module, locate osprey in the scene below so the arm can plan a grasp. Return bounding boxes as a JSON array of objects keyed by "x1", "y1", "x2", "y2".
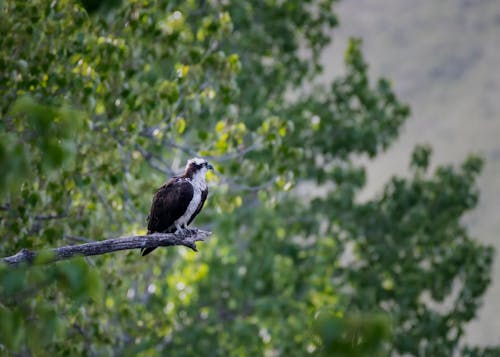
[{"x1": 141, "y1": 158, "x2": 214, "y2": 256}]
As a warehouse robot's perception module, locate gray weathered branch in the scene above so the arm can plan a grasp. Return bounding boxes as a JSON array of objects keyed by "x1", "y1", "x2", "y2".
[{"x1": 1, "y1": 229, "x2": 211, "y2": 267}]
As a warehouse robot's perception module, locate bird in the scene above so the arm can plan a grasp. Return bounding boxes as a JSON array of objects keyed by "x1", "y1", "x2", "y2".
[{"x1": 141, "y1": 157, "x2": 214, "y2": 256}]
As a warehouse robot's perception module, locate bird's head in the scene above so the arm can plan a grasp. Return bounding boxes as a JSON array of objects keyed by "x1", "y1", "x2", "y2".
[{"x1": 184, "y1": 157, "x2": 214, "y2": 180}]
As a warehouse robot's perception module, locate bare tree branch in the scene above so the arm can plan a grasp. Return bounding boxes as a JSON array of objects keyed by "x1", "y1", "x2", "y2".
[
  {"x1": 134, "y1": 144, "x2": 176, "y2": 176},
  {"x1": 163, "y1": 139, "x2": 199, "y2": 157},
  {"x1": 221, "y1": 176, "x2": 276, "y2": 192},
  {"x1": 205, "y1": 142, "x2": 262, "y2": 162},
  {"x1": 1, "y1": 229, "x2": 211, "y2": 267},
  {"x1": 34, "y1": 213, "x2": 68, "y2": 221},
  {"x1": 163, "y1": 139, "x2": 261, "y2": 163}
]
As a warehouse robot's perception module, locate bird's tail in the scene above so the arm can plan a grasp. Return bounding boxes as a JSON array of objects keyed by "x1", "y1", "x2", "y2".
[
  {"x1": 141, "y1": 227, "x2": 176, "y2": 256},
  {"x1": 141, "y1": 230, "x2": 156, "y2": 256},
  {"x1": 141, "y1": 246, "x2": 156, "y2": 256}
]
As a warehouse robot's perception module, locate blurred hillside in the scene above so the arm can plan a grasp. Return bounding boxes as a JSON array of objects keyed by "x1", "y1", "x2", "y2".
[{"x1": 323, "y1": 0, "x2": 500, "y2": 346}]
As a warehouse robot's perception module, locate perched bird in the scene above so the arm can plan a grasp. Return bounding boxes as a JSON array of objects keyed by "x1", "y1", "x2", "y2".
[{"x1": 141, "y1": 158, "x2": 214, "y2": 256}]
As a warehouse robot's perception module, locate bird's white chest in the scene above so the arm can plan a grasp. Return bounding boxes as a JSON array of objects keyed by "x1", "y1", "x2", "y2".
[{"x1": 175, "y1": 177, "x2": 206, "y2": 226}]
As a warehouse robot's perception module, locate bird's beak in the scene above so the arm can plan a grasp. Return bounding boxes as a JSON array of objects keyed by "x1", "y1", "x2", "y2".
[{"x1": 207, "y1": 163, "x2": 214, "y2": 171}]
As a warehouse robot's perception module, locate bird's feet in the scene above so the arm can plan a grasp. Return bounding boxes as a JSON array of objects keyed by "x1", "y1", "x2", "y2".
[
  {"x1": 174, "y1": 226, "x2": 198, "y2": 237},
  {"x1": 185, "y1": 227, "x2": 198, "y2": 235}
]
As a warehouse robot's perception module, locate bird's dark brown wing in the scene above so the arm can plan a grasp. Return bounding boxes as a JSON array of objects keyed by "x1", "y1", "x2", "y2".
[
  {"x1": 142, "y1": 178, "x2": 193, "y2": 256},
  {"x1": 187, "y1": 188, "x2": 208, "y2": 225}
]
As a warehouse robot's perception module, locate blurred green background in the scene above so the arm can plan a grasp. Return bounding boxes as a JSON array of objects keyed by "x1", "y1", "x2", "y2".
[
  {"x1": 326, "y1": 0, "x2": 500, "y2": 348},
  {"x1": 0, "y1": 0, "x2": 497, "y2": 355}
]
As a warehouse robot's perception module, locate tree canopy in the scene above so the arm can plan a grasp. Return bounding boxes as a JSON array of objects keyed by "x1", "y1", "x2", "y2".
[{"x1": 0, "y1": 0, "x2": 496, "y2": 355}]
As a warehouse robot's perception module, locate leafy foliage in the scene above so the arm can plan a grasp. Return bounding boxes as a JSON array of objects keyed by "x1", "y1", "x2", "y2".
[{"x1": 0, "y1": 0, "x2": 496, "y2": 355}]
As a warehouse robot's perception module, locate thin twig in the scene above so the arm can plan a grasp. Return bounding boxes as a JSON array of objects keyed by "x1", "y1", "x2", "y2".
[
  {"x1": 34, "y1": 213, "x2": 67, "y2": 221},
  {"x1": 221, "y1": 177, "x2": 276, "y2": 192},
  {"x1": 163, "y1": 139, "x2": 261, "y2": 163},
  {"x1": 92, "y1": 182, "x2": 116, "y2": 224},
  {"x1": 205, "y1": 142, "x2": 261, "y2": 162},
  {"x1": 135, "y1": 144, "x2": 175, "y2": 176},
  {"x1": 64, "y1": 235, "x2": 94, "y2": 243},
  {"x1": 163, "y1": 139, "x2": 198, "y2": 157},
  {"x1": 72, "y1": 323, "x2": 97, "y2": 357}
]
